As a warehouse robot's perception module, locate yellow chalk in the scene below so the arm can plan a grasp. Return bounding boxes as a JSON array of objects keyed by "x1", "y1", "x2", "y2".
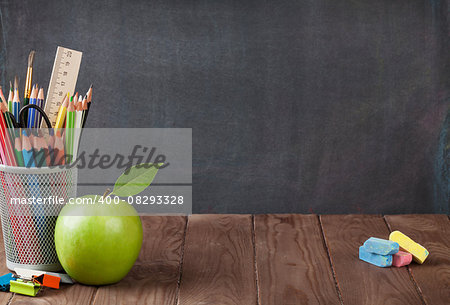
[{"x1": 389, "y1": 231, "x2": 429, "y2": 264}]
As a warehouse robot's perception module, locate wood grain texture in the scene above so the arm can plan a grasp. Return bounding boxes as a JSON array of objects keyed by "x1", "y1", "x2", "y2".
[
  {"x1": 385, "y1": 214, "x2": 450, "y2": 305},
  {"x1": 177, "y1": 214, "x2": 256, "y2": 305},
  {"x1": 92, "y1": 216, "x2": 187, "y2": 305},
  {"x1": 254, "y1": 214, "x2": 340, "y2": 304},
  {"x1": 0, "y1": 224, "x2": 14, "y2": 304},
  {"x1": 320, "y1": 215, "x2": 423, "y2": 305},
  {"x1": 9, "y1": 283, "x2": 96, "y2": 305}
]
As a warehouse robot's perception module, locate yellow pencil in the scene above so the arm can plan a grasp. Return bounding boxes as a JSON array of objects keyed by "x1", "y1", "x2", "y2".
[{"x1": 54, "y1": 94, "x2": 69, "y2": 130}]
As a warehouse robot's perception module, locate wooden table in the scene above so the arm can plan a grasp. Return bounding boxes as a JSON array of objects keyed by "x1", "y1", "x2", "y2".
[{"x1": 0, "y1": 215, "x2": 448, "y2": 304}]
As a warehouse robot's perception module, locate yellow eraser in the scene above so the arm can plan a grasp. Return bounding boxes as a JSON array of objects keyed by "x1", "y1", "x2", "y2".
[{"x1": 389, "y1": 231, "x2": 429, "y2": 264}]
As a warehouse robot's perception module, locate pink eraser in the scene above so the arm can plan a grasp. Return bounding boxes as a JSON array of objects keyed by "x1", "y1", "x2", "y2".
[{"x1": 392, "y1": 251, "x2": 412, "y2": 267}]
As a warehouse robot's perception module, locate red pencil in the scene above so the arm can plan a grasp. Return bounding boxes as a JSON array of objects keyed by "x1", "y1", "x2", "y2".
[{"x1": 0, "y1": 106, "x2": 16, "y2": 166}]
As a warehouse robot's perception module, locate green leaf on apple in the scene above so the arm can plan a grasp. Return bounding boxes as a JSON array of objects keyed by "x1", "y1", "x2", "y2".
[{"x1": 111, "y1": 163, "x2": 162, "y2": 197}]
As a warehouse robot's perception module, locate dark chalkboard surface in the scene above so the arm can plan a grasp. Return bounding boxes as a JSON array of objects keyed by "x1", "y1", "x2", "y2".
[{"x1": 0, "y1": 0, "x2": 448, "y2": 213}]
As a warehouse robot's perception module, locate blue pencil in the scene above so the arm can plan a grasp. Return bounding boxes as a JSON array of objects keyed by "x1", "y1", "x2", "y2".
[
  {"x1": 27, "y1": 85, "x2": 38, "y2": 128},
  {"x1": 21, "y1": 130, "x2": 35, "y2": 168}
]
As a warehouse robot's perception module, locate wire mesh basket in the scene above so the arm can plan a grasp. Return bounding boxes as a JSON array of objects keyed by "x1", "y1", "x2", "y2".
[{"x1": 0, "y1": 165, "x2": 77, "y2": 271}]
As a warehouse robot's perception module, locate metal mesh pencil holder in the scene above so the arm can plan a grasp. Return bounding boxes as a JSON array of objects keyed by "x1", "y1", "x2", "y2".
[{"x1": 0, "y1": 165, "x2": 77, "y2": 272}]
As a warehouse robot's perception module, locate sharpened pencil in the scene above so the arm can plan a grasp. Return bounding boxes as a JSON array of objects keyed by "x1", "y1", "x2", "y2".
[
  {"x1": 82, "y1": 84, "x2": 92, "y2": 127},
  {"x1": 13, "y1": 76, "x2": 20, "y2": 121},
  {"x1": 21, "y1": 130, "x2": 35, "y2": 168},
  {"x1": 36, "y1": 87, "x2": 45, "y2": 128},
  {"x1": 65, "y1": 96, "x2": 75, "y2": 164},
  {"x1": 54, "y1": 94, "x2": 68, "y2": 131},
  {"x1": 13, "y1": 136, "x2": 24, "y2": 167},
  {"x1": 27, "y1": 85, "x2": 38, "y2": 128},
  {"x1": 1, "y1": 102, "x2": 15, "y2": 143},
  {"x1": 32, "y1": 133, "x2": 47, "y2": 167},
  {"x1": 0, "y1": 104, "x2": 17, "y2": 166},
  {"x1": 53, "y1": 132, "x2": 65, "y2": 165},
  {"x1": 7, "y1": 82, "x2": 13, "y2": 113},
  {"x1": 0, "y1": 86, "x2": 6, "y2": 105}
]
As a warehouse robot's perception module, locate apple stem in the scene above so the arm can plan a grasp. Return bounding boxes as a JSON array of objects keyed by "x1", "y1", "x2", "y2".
[{"x1": 103, "y1": 188, "x2": 111, "y2": 198}]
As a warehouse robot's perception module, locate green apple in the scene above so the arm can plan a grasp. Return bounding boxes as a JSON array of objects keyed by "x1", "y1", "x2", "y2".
[{"x1": 54, "y1": 195, "x2": 143, "y2": 285}]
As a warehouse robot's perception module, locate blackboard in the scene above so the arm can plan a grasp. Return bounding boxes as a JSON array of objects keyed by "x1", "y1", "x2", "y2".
[{"x1": 0, "y1": 0, "x2": 448, "y2": 213}]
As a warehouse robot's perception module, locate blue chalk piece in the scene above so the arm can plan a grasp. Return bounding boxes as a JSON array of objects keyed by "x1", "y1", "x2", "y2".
[
  {"x1": 363, "y1": 237, "x2": 399, "y2": 255},
  {"x1": 0, "y1": 273, "x2": 15, "y2": 292},
  {"x1": 359, "y1": 246, "x2": 392, "y2": 267}
]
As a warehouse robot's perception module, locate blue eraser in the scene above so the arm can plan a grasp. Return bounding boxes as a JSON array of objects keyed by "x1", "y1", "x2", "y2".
[
  {"x1": 359, "y1": 246, "x2": 392, "y2": 267},
  {"x1": 363, "y1": 237, "x2": 399, "y2": 255},
  {"x1": 0, "y1": 273, "x2": 15, "y2": 291}
]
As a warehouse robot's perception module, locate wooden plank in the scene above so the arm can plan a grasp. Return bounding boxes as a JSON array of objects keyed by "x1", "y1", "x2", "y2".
[
  {"x1": 177, "y1": 215, "x2": 256, "y2": 305},
  {"x1": 10, "y1": 283, "x2": 96, "y2": 305},
  {"x1": 320, "y1": 215, "x2": 423, "y2": 305},
  {"x1": 0, "y1": 223, "x2": 13, "y2": 305},
  {"x1": 93, "y1": 216, "x2": 187, "y2": 305},
  {"x1": 385, "y1": 214, "x2": 450, "y2": 305},
  {"x1": 254, "y1": 214, "x2": 341, "y2": 304}
]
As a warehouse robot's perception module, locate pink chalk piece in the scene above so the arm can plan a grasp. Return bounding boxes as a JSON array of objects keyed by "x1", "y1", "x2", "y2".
[{"x1": 392, "y1": 251, "x2": 412, "y2": 267}]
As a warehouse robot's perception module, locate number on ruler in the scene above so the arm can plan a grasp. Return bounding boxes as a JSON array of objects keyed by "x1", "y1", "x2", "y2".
[{"x1": 43, "y1": 46, "x2": 82, "y2": 127}]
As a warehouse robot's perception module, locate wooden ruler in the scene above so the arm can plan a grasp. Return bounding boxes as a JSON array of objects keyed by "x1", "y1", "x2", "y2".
[{"x1": 42, "y1": 46, "x2": 82, "y2": 127}]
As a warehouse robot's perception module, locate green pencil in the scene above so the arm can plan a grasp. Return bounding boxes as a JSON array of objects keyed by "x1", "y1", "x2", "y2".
[
  {"x1": 0, "y1": 102, "x2": 15, "y2": 144},
  {"x1": 65, "y1": 96, "x2": 75, "y2": 163},
  {"x1": 13, "y1": 133, "x2": 24, "y2": 167},
  {"x1": 8, "y1": 82, "x2": 13, "y2": 113}
]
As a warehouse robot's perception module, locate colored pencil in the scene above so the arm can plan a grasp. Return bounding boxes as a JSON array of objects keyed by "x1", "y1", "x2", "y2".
[
  {"x1": 27, "y1": 85, "x2": 38, "y2": 128},
  {"x1": 7, "y1": 82, "x2": 13, "y2": 113},
  {"x1": 81, "y1": 95, "x2": 88, "y2": 114},
  {"x1": 32, "y1": 134, "x2": 47, "y2": 167},
  {"x1": 0, "y1": 130, "x2": 7, "y2": 165},
  {"x1": 41, "y1": 133, "x2": 52, "y2": 167},
  {"x1": 1, "y1": 102, "x2": 15, "y2": 145},
  {"x1": 0, "y1": 105, "x2": 17, "y2": 166},
  {"x1": 21, "y1": 130, "x2": 35, "y2": 167},
  {"x1": 36, "y1": 87, "x2": 45, "y2": 128},
  {"x1": 13, "y1": 136, "x2": 24, "y2": 167},
  {"x1": 65, "y1": 96, "x2": 75, "y2": 163},
  {"x1": 73, "y1": 95, "x2": 84, "y2": 159},
  {"x1": 82, "y1": 85, "x2": 92, "y2": 127},
  {"x1": 54, "y1": 94, "x2": 68, "y2": 131},
  {"x1": 0, "y1": 88, "x2": 13, "y2": 131},
  {"x1": 0, "y1": 86, "x2": 6, "y2": 105},
  {"x1": 13, "y1": 76, "x2": 20, "y2": 121},
  {"x1": 53, "y1": 132, "x2": 65, "y2": 166},
  {"x1": 45, "y1": 131, "x2": 55, "y2": 167}
]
